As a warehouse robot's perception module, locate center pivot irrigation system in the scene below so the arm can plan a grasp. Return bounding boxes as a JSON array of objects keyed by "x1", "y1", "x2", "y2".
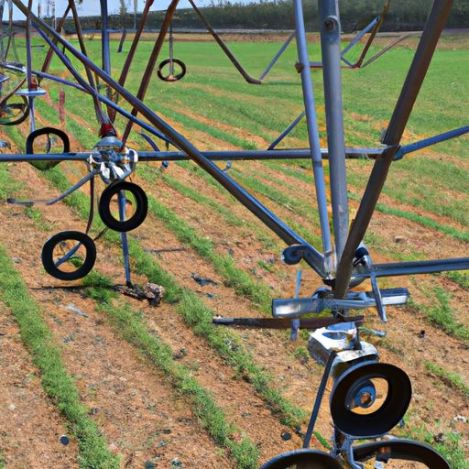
[{"x1": 1, "y1": 0, "x2": 468, "y2": 467}]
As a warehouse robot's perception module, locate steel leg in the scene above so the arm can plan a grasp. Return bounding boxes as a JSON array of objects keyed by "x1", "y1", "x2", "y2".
[
  {"x1": 319, "y1": 0, "x2": 349, "y2": 264},
  {"x1": 293, "y1": 0, "x2": 333, "y2": 275},
  {"x1": 118, "y1": 190, "x2": 132, "y2": 287}
]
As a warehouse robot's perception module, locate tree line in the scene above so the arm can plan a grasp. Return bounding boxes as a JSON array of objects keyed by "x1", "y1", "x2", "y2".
[{"x1": 63, "y1": 0, "x2": 469, "y2": 33}]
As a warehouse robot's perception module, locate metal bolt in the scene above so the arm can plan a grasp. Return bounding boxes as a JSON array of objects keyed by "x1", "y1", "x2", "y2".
[{"x1": 324, "y1": 17, "x2": 337, "y2": 32}]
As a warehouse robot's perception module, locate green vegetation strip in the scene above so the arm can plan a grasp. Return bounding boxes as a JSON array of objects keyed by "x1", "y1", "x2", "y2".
[
  {"x1": 412, "y1": 288, "x2": 469, "y2": 342},
  {"x1": 268, "y1": 161, "x2": 469, "y2": 243},
  {"x1": 37, "y1": 164, "x2": 306, "y2": 428},
  {"x1": 403, "y1": 426, "x2": 468, "y2": 469},
  {"x1": 5, "y1": 119, "x2": 306, "y2": 427},
  {"x1": 424, "y1": 362, "x2": 469, "y2": 398},
  {"x1": 0, "y1": 246, "x2": 118, "y2": 468},
  {"x1": 0, "y1": 160, "x2": 259, "y2": 469},
  {"x1": 81, "y1": 271, "x2": 259, "y2": 468},
  {"x1": 138, "y1": 168, "x2": 274, "y2": 312}
]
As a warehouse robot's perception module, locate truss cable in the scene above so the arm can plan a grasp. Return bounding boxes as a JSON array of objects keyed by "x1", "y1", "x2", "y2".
[
  {"x1": 34, "y1": 27, "x2": 174, "y2": 148},
  {"x1": 0, "y1": 0, "x2": 6, "y2": 61},
  {"x1": 303, "y1": 351, "x2": 337, "y2": 448},
  {"x1": 7, "y1": 168, "x2": 100, "y2": 207},
  {"x1": 292, "y1": 0, "x2": 333, "y2": 273},
  {"x1": 351, "y1": 0, "x2": 390, "y2": 69},
  {"x1": 187, "y1": 0, "x2": 261, "y2": 84},
  {"x1": 40, "y1": 4, "x2": 71, "y2": 81},
  {"x1": 24, "y1": 0, "x2": 38, "y2": 133},
  {"x1": 0, "y1": 0, "x2": 15, "y2": 63}
]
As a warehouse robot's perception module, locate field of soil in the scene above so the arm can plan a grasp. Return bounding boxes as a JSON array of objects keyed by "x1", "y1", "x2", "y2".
[{"x1": 0, "y1": 30, "x2": 467, "y2": 469}]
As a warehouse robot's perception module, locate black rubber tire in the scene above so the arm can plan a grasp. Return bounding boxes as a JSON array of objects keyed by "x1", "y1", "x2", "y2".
[
  {"x1": 41, "y1": 231, "x2": 96, "y2": 281},
  {"x1": 0, "y1": 95, "x2": 29, "y2": 126},
  {"x1": 259, "y1": 449, "x2": 342, "y2": 469},
  {"x1": 25, "y1": 127, "x2": 70, "y2": 171},
  {"x1": 98, "y1": 181, "x2": 148, "y2": 232},
  {"x1": 157, "y1": 58, "x2": 186, "y2": 82},
  {"x1": 330, "y1": 361, "x2": 412, "y2": 438},
  {"x1": 353, "y1": 439, "x2": 450, "y2": 468}
]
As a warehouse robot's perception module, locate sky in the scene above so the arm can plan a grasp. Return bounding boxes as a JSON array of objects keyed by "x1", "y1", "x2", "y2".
[{"x1": 11, "y1": 0, "x2": 224, "y2": 19}]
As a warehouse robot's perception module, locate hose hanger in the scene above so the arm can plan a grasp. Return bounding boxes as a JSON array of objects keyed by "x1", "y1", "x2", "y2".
[
  {"x1": 98, "y1": 181, "x2": 148, "y2": 233},
  {"x1": 25, "y1": 127, "x2": 70, "y2": 170},
  {"x1": 157, "y1": 23, "x2": 187, "y2": 82},
  {"x1": 41, "y1": 230, "x2": 97, "y2": 281}
]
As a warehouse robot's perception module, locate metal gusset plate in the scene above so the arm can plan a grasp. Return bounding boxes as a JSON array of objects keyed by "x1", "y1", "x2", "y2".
[
  {"x1": 259, "y1": 449, "x2": 342, "y2": 469},
  {"x1": 330, "y1": 361, "x2": 412, "y2": 438}
]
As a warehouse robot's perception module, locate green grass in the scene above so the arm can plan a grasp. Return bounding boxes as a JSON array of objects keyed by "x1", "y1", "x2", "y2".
[
  {"x1": 0, "y1": 157, "x2": 259, "y2": 466},
  {"x1": 404, "y1": 426, "x2": 468, "y2": 469},
  {"x1": 139, "y1": 169, "x2": 274, "y2": 312},
  {"x1": 81, "y1": 271, "x2": 259, "y2": 469},
  {"x1": 0, "y1": 246, "x2": 119, "y2": 469},
  {"x1": 446, "y1": 270, "x2": 469, "y2": 290},
  {"x1": 410, "y1": 288, "x2": 469, "y2": 342},
  {"x1": 424, "y1": 361, "x2": 469, "y2": 398}
]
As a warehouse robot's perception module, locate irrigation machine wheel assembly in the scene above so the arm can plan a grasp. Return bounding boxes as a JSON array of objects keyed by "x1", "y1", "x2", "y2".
[{"x1": 329, "y1": 360, "x2": 412, "y2": 439}]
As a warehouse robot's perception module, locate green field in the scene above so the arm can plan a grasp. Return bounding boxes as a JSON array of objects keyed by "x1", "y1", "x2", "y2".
[{"x1": 0, "y1": 34, "x2": 467, "y2": 468}]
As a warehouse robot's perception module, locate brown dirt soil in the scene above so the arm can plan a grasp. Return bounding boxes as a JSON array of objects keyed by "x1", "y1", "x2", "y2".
[
  {"x1": 133, "y1": 159, "x2": 469, "y2": 445},
  {"x1": 0, "y1": 304, "x2": 79, "y2": 468},
  {"x1": 1, "y1": 84, "x2": 467, "y2": 466},
  {"x1": 2, "y1": 119, "x2": 335, "y2": 457},
  {"x1": 132, "y1": 164, "x2": 469, "y2": 449},
  {"x1": 0, "y1": 156, "x2": 339, "y2": 464},
  {"x1": 0, "y1": 163, "x2": 234, "y2": 468},
  {"x1": 64, "y1": 103, "x2": 469, "y2": 432}
]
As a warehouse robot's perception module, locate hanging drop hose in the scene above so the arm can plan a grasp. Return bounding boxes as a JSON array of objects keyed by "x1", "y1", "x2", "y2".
[{"x1": 157, "y1": 23, "x2": 187, "y2": 82}]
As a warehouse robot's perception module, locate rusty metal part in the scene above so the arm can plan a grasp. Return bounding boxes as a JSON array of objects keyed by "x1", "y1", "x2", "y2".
[
  {"x1": 121, "y1": 0, "x2": 181, "y2": 143},
  {"x1": 40, "y1": 4, "x2": 71, "y2": 78},
  {"x1": 187, "y1": 0, "x2": 261, "y2": 85},
  {"x1": 213, "y1": 315, "x2": 364, "y2": 329},
  {"x1": 109, "y1": 0, "x2": 154, "y2": 122},
  {"x1": 114, "y1": 282, "x2": 165, "y2": 306}
]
